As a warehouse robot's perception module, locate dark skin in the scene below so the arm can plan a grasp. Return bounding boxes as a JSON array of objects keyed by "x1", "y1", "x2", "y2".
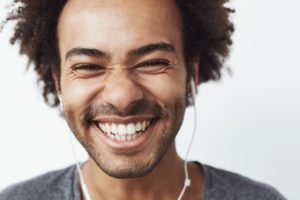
[
  {"x1": 56, "y1": 0, "x2": 203, "y2": 199},
  {"x1": 1, "y1": 0, "x2": 234, "y2": 198},
  {"x1": 4, "y1": 0, "x2": 234, "y2": 107}
]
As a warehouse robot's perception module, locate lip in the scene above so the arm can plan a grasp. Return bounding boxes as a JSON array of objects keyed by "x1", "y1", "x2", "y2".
[
  {"x1": 93, "y1": 115, "x2": 155, "y2": 124},
  {"x1": 91, "y1": 118, "x2": 157, "y2": 152}
]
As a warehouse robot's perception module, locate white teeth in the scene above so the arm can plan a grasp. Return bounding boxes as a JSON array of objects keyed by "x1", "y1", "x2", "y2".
[
  {"x1": 127, "y1": 123, "x2": 136, "y2": 134},
  {"x1": 115, "y1": 134, "x2": 121, "y2": 141},
  {"x1": 99, "y1": 124, "x2": 105, "y2": 132},
  {"x1": 135, "y1": 122, "x2": 142, "y2": 132},
  {"x1": 105, "y1": 133, "x2": 139, "y2": 141},
  {"x1": 127, "y1": 134, "x2": 132, "y2": 141},
  {"x1": 111, "y1": 123, "x2": 118, "y2": 134},
  {"x1": 105, "y1": 123, "x2": 111, "y2": 134},
  {"x1": 142, "y1": 121, "x2": 146, "y2": 131},
  {"x1": 132, "y1": 133, "x2": 137, "y2": 139},
  {"x1": 121, "y1": 135, "x2": 126, "y2": 141},
  {"x1": 118, "y1": 124, "x2": 127, "y2": 135},
  {"x1": 98, "y1": 120, "x2": 152, "y2": 141}
]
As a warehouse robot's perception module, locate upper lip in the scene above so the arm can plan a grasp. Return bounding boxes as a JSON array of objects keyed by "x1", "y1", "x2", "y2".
[{"x1": 93, "y1": 115, "x2": 156, "y2": 124}]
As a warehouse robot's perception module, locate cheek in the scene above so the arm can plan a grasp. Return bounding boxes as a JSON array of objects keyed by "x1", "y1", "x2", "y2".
[
  {"x1": 61, "y1": 77, "x2": 104, "y2": 112},
  {"x1": 139, "y1": 73, "x2": 186, "y2": 104}
]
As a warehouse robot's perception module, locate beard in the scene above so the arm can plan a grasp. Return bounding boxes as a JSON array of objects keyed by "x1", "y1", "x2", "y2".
[{"x1": 64, "y1": 98, "x2": 186, "y2": 179}]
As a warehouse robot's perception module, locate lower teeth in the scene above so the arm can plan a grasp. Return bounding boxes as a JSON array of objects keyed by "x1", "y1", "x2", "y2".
[{"x1": 107, "y1": 132, "x2": 140, "y2": 141}]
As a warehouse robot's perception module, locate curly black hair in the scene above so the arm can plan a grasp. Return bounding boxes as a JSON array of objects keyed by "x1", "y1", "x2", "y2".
[{"x1": 2, "y1": 0, "x2": 234, "y2": 107}]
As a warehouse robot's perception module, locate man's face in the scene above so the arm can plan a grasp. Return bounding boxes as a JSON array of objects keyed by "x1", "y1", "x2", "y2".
[{"x1": 57, "y1": 0, "x2": 188, "y2": 178}]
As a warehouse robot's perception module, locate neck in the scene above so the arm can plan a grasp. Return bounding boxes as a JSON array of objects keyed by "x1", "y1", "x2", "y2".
[{"x1": 81, "y1": 143, "x2": 199, "y2": 200}]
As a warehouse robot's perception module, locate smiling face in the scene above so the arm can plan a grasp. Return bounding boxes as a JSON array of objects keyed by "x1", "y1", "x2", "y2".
[{"x1": 57, "y1": 0, "x2": 188, "y2": 178}]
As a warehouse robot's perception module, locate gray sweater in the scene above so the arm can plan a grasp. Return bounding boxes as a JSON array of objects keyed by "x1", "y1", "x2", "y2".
[{"x1": 0, "y1": 163, "x2": 286, "y2": 200}]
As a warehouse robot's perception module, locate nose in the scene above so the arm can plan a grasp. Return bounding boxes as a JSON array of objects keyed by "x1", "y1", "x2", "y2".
[{"x1": 102, "y1": 70, "x2": 143, "y2": 112}]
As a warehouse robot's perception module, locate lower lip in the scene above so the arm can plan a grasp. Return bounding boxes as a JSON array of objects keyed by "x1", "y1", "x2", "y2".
[{"x1": 93, "y1": 121, "x2": 156, "y2": 151}]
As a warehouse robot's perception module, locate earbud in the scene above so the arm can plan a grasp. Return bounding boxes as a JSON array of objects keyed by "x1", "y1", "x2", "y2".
[
  {"x1": 178, "y1": 77, "x2": 197, "y2": 200},
  {"x1": 188, "y1": 78, "x2": 196, "y2": 105},
  {"x1": 58, "y1": 94, "x2": 64, "y2": 112},
  {"x1": 70, "y1": 79, "x2": 198, "y2": 200}
]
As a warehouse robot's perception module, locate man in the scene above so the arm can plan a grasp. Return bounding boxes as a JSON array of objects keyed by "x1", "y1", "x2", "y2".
[{"x1": 0, "y1": 0, "x2": 286, "y2": 199}]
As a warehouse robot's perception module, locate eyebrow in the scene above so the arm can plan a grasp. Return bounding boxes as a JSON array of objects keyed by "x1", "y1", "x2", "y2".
[
  {"x1": 128, "y1": 42, "x2": 176, "y2": 58},
  {"x1": 64, "y1": 42, "x2": 176, "y2": 62},
  {"x1": 65, "y1": 48, "x2": 108, "y2": 61}
]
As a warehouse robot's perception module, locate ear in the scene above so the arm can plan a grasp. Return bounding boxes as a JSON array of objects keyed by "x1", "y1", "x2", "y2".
[
  {"x1": 52, "y1": 72, "x2": 61, "y2": 97},
  {"x1": 186, "y1": 58, "x2": 200, "y2": 106},
  {"x1": 192, "y1": 57, "x2": 199, "y2": 93}
]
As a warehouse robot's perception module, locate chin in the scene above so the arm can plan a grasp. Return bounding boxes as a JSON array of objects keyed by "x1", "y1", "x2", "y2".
[{"x1": 88, "y1": 132, "x2": 176, "y2": 179}]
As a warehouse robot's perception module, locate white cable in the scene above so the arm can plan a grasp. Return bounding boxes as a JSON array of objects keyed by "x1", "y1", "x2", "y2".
[
  {"x1": 177, "y1": 79, "x2": 197, "y2": 200},
  {"x1": 61, "y1": 94, "x2": 92, "y2": 200},
  {"x1": 68, "y1": 79, "x2": 197, "y2": 200},
  {"x1": 69, "y1": 134, "x2": 92, "y2": 200}
]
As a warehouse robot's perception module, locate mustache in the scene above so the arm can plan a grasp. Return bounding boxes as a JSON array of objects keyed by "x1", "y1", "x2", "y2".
[{"x1": 83, "y1": 100, "x2": 166, "y2": 125}]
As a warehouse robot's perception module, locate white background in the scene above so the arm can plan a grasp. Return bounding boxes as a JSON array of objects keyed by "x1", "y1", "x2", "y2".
[{"x1": 0, "y1": 0, "x2": 299, "y2": 199}]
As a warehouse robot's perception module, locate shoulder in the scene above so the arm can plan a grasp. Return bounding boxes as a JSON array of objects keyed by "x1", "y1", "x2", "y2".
[
  {"x1": 0, "y1": 165, "x2": 78, "y2": 200},
  {"x1": 202, "y1": 164, "x2": 286, "y2": 200}
]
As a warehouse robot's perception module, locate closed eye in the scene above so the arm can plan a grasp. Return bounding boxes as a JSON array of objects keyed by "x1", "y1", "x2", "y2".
[
  {"x1": 139, "y1": 60, "x2": 170, "y2": 67},
  {"x1": 132, "y1": 59, "x2": 171, "y2": 74},
  {"x1": 73, "y1": 64, "x2": 104, "y2": 70},
  {"x1": 71, "y1": 64, "x2": 106, "y2": 77}
]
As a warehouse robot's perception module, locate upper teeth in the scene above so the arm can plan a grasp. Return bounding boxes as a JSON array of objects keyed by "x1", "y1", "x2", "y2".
[{"x1": 99, "y1": 121, "x2": 150, "y2": 136}]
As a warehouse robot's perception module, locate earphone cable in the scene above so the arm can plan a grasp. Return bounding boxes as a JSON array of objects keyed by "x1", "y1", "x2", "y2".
[
  {"x1": 177, "y1": 79, "x2": 197, "y2": 200},
  {"x1": 69, "y1": 79, "x2": 197, "y2": 200}
]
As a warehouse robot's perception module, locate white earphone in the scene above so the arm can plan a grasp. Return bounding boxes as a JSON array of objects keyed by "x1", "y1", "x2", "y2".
[
  {"x1": 67, "y1": 78, "x2": 198, "y2": 200},
  {"x1": 58, "y1": 95, "x2": 63, "y2": 112},
  {"x1": 58, "y1": 94, "x2": 91, "y2": 199},
  {"x1": 177, "y1": 78, "x2": 197, "y2": 199},
  {"x1": 188, "y1": 78, "x2": 196, "y2": 105}
]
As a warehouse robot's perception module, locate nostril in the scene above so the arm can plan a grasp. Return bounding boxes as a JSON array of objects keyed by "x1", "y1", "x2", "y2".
[{"x1": 101, "y1": 73, "x2": 143, "y2": 110}]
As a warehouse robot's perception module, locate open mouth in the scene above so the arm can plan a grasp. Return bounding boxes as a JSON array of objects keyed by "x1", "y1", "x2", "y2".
[{"x1": 96, "y1": 119, "x2": 155, "y2": 142}]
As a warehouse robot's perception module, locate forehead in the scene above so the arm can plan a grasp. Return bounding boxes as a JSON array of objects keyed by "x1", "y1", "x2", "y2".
[{"x1": 57, "y1": 0, "x2": 183, "y2": 58}]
